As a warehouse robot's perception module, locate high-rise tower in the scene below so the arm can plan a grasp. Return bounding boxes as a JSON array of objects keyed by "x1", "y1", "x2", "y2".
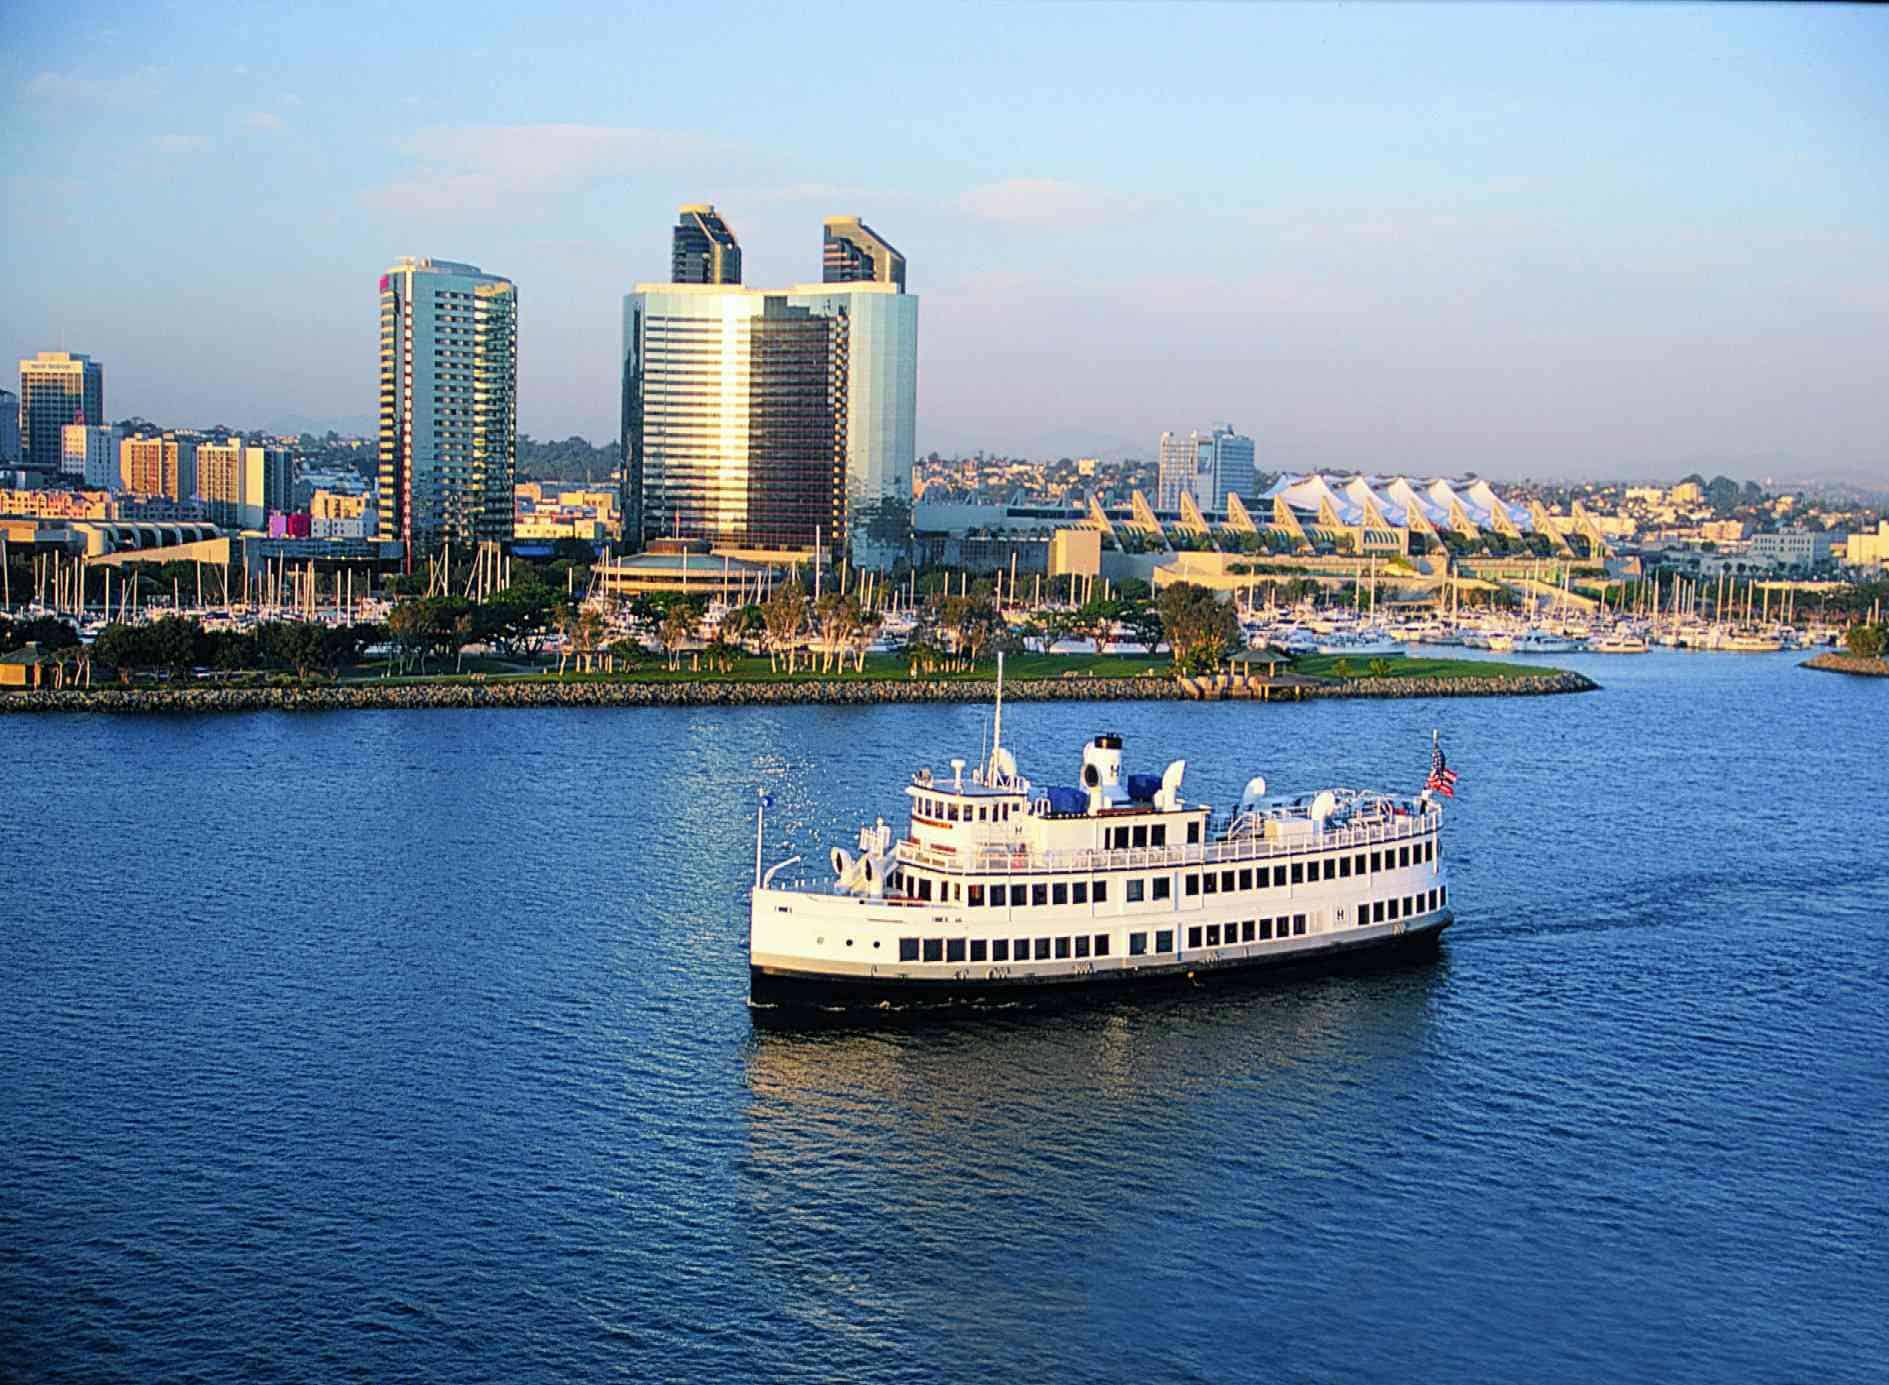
[
  {"x1": 671, "y1": 204, "x2": 742, "y2": 285},
  {"x1": 1157, "y1": 425, "x2": 1256, "y2": 511},
  {"x1": 18, "y1": 352, "x2": 104, "y2": 475},
  {"x1": 625, "y1": 209, "x2": 915, "y2": 566},
  {"x1": 822, "y1": 216, "x2": 906, "y2": 290},
  {"x1": 376, "y1": 258, "x2": 517, "y2": 562}
]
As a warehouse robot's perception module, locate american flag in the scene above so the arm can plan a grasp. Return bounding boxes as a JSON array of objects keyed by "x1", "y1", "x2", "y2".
[{"x1": 1426, "y1": 740, "x2": 1459, "y2": 798}]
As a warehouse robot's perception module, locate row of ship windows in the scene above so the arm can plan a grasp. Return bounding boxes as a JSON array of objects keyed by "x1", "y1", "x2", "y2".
[
  {"x1": 896, "y1": 916, "x2": 1305, "y2": 965},
  {"x1": 890, "y1": 888, "x2": 1448, "y2": 966},
  {"x1": 890, "y1": 840, "x2": 1435, "y2": 905},
  {"x1": 915, "y1": 796, "x2": 1017, "y2": 822}
]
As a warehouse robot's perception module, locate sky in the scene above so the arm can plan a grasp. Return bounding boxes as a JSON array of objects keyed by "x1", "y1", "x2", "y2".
[{"x1": 4, "y1": 1, "x2": 1886, "y2": 482}]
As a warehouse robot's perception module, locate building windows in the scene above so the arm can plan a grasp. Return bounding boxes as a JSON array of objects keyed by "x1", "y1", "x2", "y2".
[
  {"x1": 1015, "y1": 937, "x2": 1030, "y2": 959},
  {"x1": 1187, "y1": 821, "x2": 1201, "y2": 844},
  {"x1": 970, "y1": 940, "x2": 987, "y2": 962},
  {"x1": 1126, "y1": 879, "x2": 1145, "y2": 903},
  {"x1": 968, "y1": 885, "x2": 984, "y2": 907},
  {"x1": 1034, "y1": 937, "x2": 1052, "y2": 961},
  {"x1": 1291, "y1": 863, "x2": 1304, "y2": 885},
  {"x1": 1073, "y1": 881, "x2": 1089, "y2": 905},
  {"x1": 1150, "y1": 825, "x2": 1167, "y2": 847},
  {"x1": 1399, "y1": 846, "x2": 1411, "y2": 868},
  {"x1": 1074, "y1": 935, "x2": 1090, "y2": 959},
  {"x1": 1293, "y1": 914, "x2": 1307, "y2": 936},
  {"x1": 1239, "y1": 869, "x2": 1253, "y2": 891},
  {"x1": 1053, "y1": 882, "x2": 1068, "y2": 906},
  {"x1": 1156, "y1": 929, "x2": 1174, "y2": 952},
  {"x1": 1355, "y1": 854, "x2": 1366, "y2": 876},
  {"x1": 1055, "y1": 936, "x2": 1072, "y2": 960},
  {"x1": 900, "y1": 937, "x2": 919, "y2": 962},
  {"x1": 1273, "y1": 865, "x2": 1287, "y2": 888},
  {"x1": 947, "y1": 939, "x2": 966, "y2": 962},
  {"x1": 1260, "y1": 919, "x2": 1273, "y2": 939},
  {"x1": 1339, "y1": 856, "x2": 1352, "y2": 879},
  {"x1": 1204, "y1": 872, "x2": 1219, "y2": 895},
  {"x1": 1130, "y1": 931, "x2": 1148, "y2": 956},
  {"x1": 992, "y1": 939, "x2": 1010, "y2": 962},
  {"x1": 1187, "y1": 926, "x2": 1203, "y2": 949},
  {"x1": 1094, "y1": 933, "x2": 1109, "y2": 956},
  {"x1": 1186, "y1": 873, "x2": 1200, "y2": 897},
  {"x1": 1371, "y1": 851, "x2": 1382, "y2": 872},
  {"x1": 1132, "y1": 825, "x2": 1148, "y2": 848},
  {"x1": 1094, "y1": 880, "x2": 1108, "y2": 903},
  {"x1": 1322, "y1": 859, "x2": 1336, "y2": 882},
  {"x1": 923, "y1": 939, "x2": 943, "y2": 962},
  {"x1": 1152, "y1": 877, "x2": 1171, "y2": 901},
  {"x1": 1206, "y1": 924, "x2": 1221, "y2": 946},
  {"x1": 1032, "y1": 883, "x2": 1048, "y2": 907},
  {"x1": 1242, "y1": 920, "x2": 1255, "y2": 942}
]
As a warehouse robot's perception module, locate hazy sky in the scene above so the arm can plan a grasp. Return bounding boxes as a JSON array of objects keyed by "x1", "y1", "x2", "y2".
[{"x1": 4, "y1": 2, "x2": 1885, "y2": 480}]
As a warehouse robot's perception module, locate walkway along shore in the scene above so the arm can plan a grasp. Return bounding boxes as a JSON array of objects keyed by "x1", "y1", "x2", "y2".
[
  {"x1": 0, "y1": 670, "x2": 1597, "y2": 714},
  {"x1": 1801, "y1": 652, "x2": 1889, "y2": 678}
]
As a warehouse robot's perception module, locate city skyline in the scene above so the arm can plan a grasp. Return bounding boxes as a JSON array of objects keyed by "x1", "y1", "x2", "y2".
[{"x1": 4, "y1": 4, "x2": 1886, "y2": 481}]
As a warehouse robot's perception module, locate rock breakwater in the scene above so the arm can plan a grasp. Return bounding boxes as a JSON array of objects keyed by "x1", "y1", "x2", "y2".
[
  {"x1": 0, "y1": 670, "x2": 1595, "y2": 715},
  {"x1": 1802, "y1": 652, "x2": 1889, "y2": 678}
]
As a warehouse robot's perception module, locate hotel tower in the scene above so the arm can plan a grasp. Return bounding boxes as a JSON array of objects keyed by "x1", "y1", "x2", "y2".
[{"x1": 377, "y1": 258, "x2": 517, "y2": 560}]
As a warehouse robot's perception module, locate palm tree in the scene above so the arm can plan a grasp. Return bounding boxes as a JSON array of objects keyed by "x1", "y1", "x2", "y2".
[
  {"x1": 763, "y1": 582, "x2": 807, "y2": 673},
  {"x1": 660, "y1": 603, "x2": 697, "y2": 671},
  {"x1": 848, "y1": 606, "x2": 883, "y2": 672}
]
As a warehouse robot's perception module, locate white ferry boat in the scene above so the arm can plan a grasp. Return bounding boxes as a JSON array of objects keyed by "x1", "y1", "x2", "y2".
[{"x1": 748, "y1": 680, "x2": 1453, "y2": 1012}]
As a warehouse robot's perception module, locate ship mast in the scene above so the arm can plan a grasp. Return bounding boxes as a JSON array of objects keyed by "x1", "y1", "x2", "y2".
[{"x1": 988, "y1": 650, "x2": 1005, "y2": 784}]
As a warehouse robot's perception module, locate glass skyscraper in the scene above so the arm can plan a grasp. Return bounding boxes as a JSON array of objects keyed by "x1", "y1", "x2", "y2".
[
  {"x1": 1157, "y1": 425, "x2": 1256, "y2": 511},
  {"x1": 625, "y1": 210, "x2": 915, "y2": 565},
  {"x1": 671, "y1": 205, "x2": 742, "y2": 285},
  {"x1": 623, "y1": 281, "x2": 915, "y2": 564},
  {"x1": 377, "y1": 258, "x2": 517, "y2": 561},
  {"x1": 823, "y1": 216, "x2": 906, "y2": 290},
  {"x1": 621, "y1": 287, "x2": 848, "y2": 554},
  {"x1": 18, "y1": 352, "x2": 103, "y2": 475}
]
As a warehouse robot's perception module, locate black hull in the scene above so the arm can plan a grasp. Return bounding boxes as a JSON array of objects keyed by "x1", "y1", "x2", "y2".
[{"x1": 750, "y1": 919, "x2": 1446, "y2": 1023}]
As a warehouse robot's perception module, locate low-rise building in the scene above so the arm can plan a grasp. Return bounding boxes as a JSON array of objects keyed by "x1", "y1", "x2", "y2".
[
  {"x1": 1748, "y1": 528, "x2": 1837, "y2": 567},
  {"x1": 1844, "y1": 521, "x2": 1889, "y2": 571},
  {"x1": 310, "y1": 488, "x2": 376, "y2": 539},
  {"x1": 0, "y1": 487, "x2": 113, "y2": 520}
]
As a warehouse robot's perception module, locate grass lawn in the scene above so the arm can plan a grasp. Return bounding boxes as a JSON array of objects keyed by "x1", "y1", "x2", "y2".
[
  {"x1": 323, "y1": 650, "x2": 1565, "y2": 689},
  {"x1": 334, "y1": 650, "x2": 1180, "y2": 687},
  {"x1": 1289, "y1": 654, "x2": 1565, "y2": 681}
]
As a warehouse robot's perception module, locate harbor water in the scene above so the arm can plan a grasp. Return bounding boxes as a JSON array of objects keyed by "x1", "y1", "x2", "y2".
[{"x1": 2, "y1": 651, "x2": 1884, "y2": 1382}]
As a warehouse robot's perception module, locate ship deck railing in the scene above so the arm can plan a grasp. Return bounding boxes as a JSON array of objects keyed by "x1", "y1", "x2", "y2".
[{"x1": 894, "y1": 804, "x2": 1436, "y2": 877}]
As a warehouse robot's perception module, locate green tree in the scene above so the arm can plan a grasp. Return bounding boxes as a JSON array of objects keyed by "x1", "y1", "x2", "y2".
[
  {"x1": 1846, "y1": 624, "x2": 1885, "y2": 659},
  {"x1": 1155, "y1": 582, "x2": 1239, "y2": 675}
]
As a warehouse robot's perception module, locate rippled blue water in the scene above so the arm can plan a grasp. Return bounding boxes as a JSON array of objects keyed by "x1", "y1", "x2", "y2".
[{"x1": 3, "y1": 652, "x2": 1885, "y2": 1382}]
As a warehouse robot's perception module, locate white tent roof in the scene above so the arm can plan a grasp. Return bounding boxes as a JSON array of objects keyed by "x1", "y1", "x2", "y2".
[
  {"x1": 1262, "y1": 473, "x2": 1363, "y2": 524},
  {"x1": 1257, "y1": 473, "x2": 1532, "y2": 534}
]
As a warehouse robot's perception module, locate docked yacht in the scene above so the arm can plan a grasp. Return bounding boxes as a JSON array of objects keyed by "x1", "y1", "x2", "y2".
[{"x1": 748, "y1": 671, "x2": 1453, "y2": 1012}]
